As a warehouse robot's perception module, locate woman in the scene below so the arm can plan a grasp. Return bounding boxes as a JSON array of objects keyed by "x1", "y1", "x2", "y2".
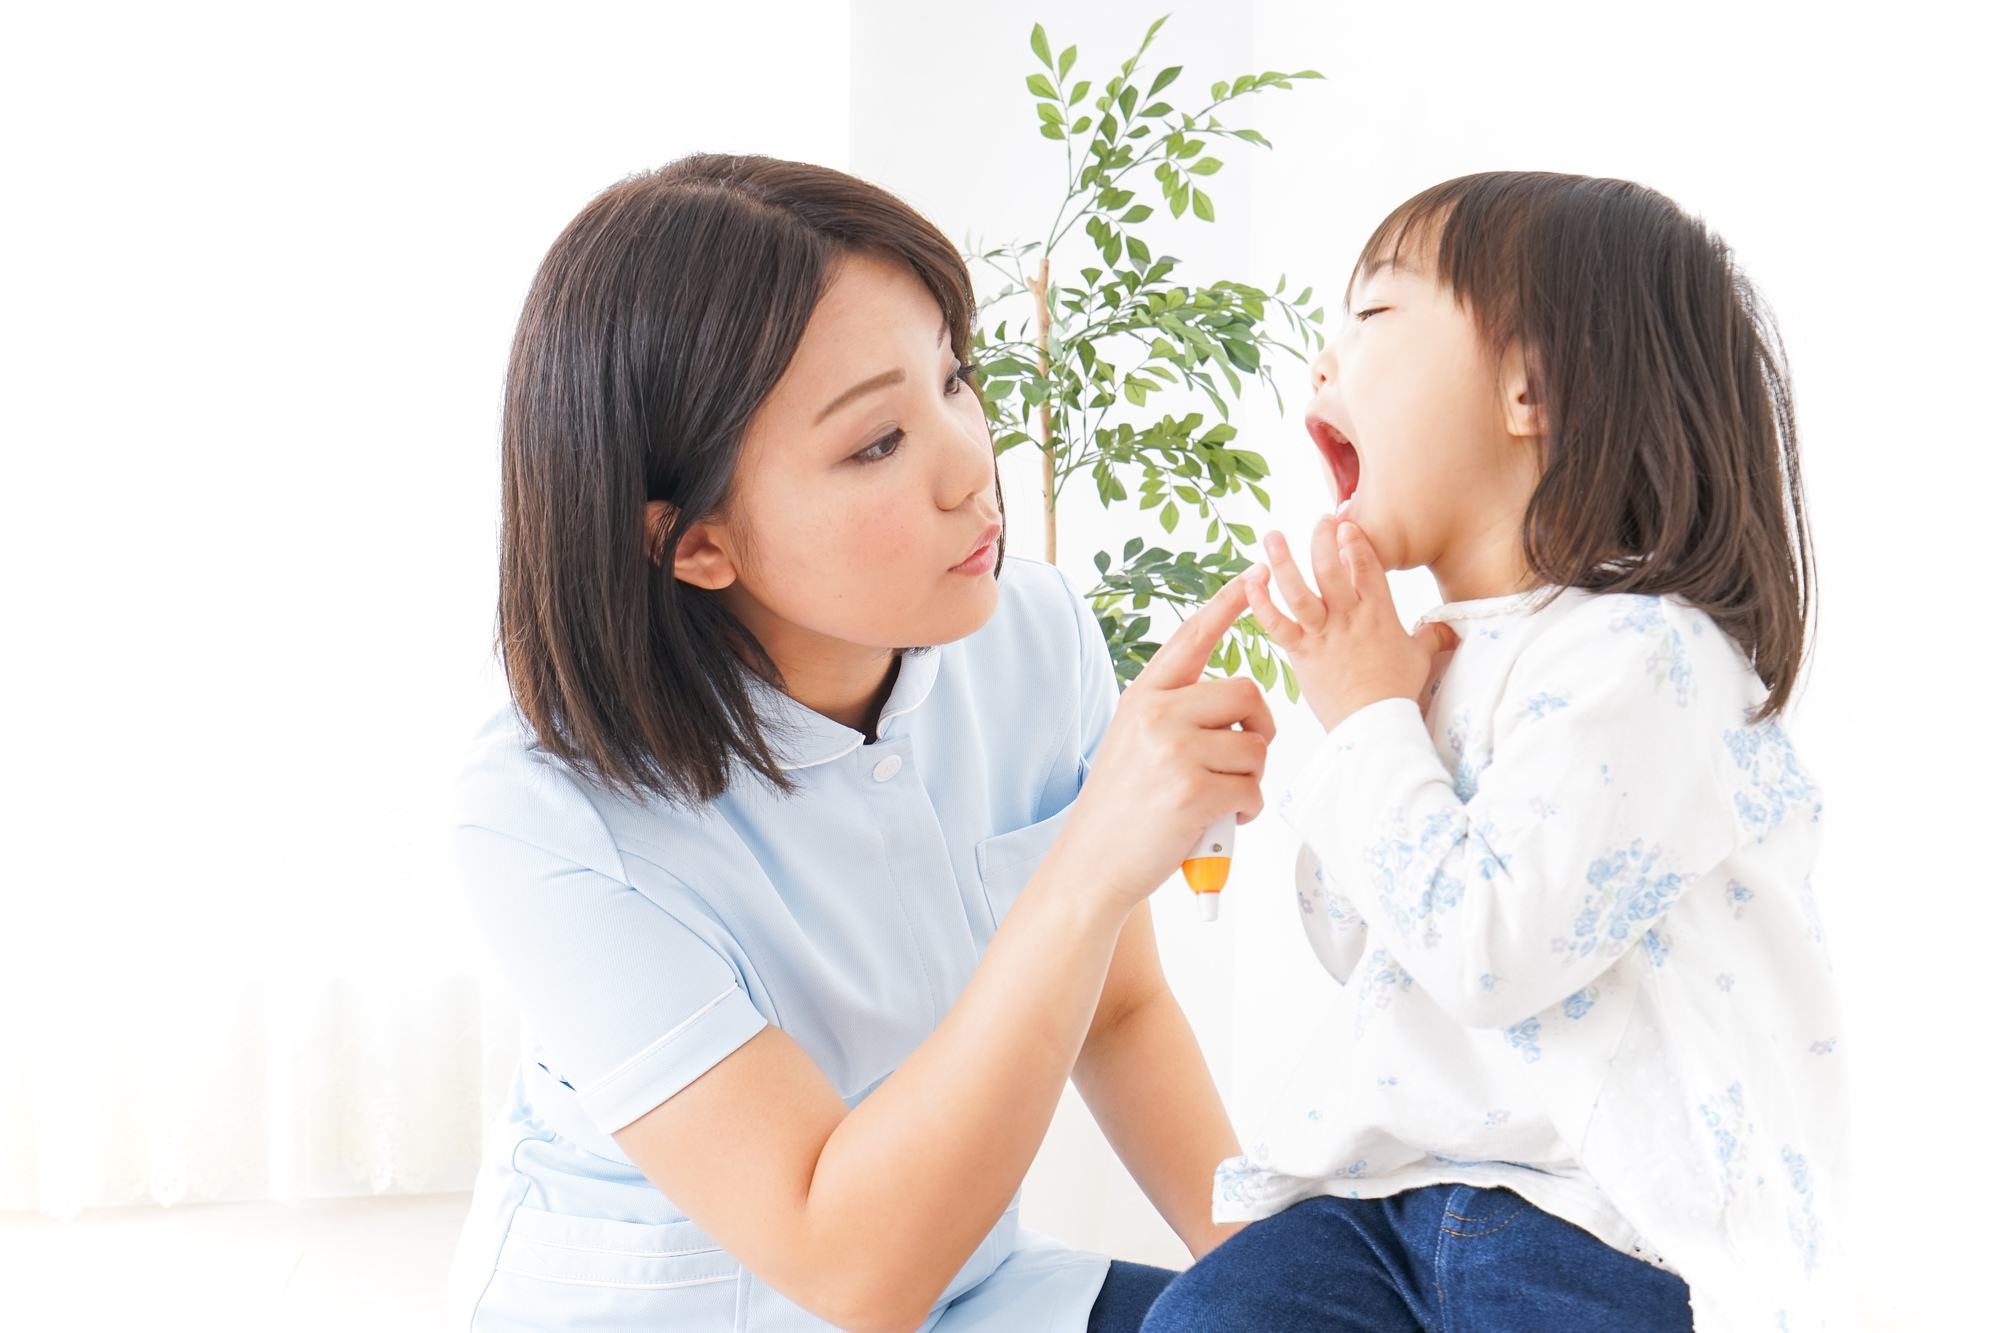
[{"x1": 446, "y1": 154, "x2": 1271, "y2": 1333}]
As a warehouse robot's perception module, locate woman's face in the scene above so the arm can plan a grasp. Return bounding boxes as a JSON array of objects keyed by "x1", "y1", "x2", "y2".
[{"x1": 671, "y1": 252, "x2": 1003, "y2": 671}]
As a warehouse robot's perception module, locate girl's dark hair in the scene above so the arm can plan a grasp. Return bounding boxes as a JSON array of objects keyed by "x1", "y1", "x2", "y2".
[
  {"x1": 1358, "y1": 172, "x2": 1812, "y2": 716},
  {"x1": 500, "y1": 154, "x2": 977, "y2": 804}
]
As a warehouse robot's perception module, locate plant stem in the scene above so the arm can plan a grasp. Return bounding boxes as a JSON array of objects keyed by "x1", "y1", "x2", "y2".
[{"x1": 1028, "y1": 254, "x2": 1058, "y2": 562}]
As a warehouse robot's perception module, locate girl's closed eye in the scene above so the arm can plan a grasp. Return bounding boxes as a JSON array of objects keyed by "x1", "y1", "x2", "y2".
[{"x1": 1354, "y1": 306, "x2": 1389, "y2": 321}]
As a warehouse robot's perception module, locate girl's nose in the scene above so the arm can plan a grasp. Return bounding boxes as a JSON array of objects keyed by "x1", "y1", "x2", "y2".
[{"x1": 1307, "y1": 344, "x2": 1338, "y2": 393}]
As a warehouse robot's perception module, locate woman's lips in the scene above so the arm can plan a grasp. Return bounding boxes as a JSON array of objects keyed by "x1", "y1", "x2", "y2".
[
  {"x1": 950, "y1": 523, "x2": 1003, "y2": 576},
  {"x1": 1307, "y1": 416, "x2": 1361, "y2": 507}
]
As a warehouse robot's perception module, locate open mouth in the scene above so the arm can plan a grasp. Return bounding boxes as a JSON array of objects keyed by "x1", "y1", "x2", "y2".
[{"x1": 1307, "y1": 416, "x2": 1361, "y2": 512}]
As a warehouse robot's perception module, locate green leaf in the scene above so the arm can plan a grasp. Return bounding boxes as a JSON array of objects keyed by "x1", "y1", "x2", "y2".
[
  {"x1": 1037, "y1": 102, "x2": 1062, "y2": 124},
  {"x1": 1094, "y1": 550, "x2": 1110, "y2": 574},
  {"x1": 1118, "y1": 85, "x2": 1138, "y2": 119},
  {"x1": 1160, "y1": 502, "x2": 1179, "y2": 533},
  {"x1": 1222, "y1": 637, "x2": 1242, "y2": 673},
  {"x1": 1030, "y1": 23, "x2": 1052, "y2": 69},
  {"x1": 1071, "y1": 116, "x2": 1092, "y2": 133},
  {"x1": 1138, "y1": 102, "x2": 1172, "y2": 117},
  {"x1": 1120, "y1": 204, "x2": 1153, "y2": 224},
  {"x1": 1232, "y1": 74, "x2": 1256, "y2": 96},
  {"x1": 1188, "y1": 157, "x2": 1223, "y2": 175},
  {"x1": 1027, "y1": 73, "x2": 1058, "y2": 99},
  {"x1": 1210, "y1": 80, "x2": 1228, "y2": 100},
  {"x1": 1192, "y1": 188, "x2": 1215, "y2": 221},
  {"x1": 1069, "y1": 80, "x2": 1092, "y2": 106},
  {"x1": 1228, "y1": 522, "x2": 1256, "y2": 544},
  {"x1": 1170, "y1": 184, "x2": 1189, "y2": 218},
  {"x1": 1148, "y1": 65, "x2": 1182, "y2": 97},
  {"x1": 1058, "y1": 44, "x2": 1077, "y2": 79},
  {"x1": 1123, "y1": 537, "x2": 1143, "y2": 560},
  {"x1": 1126, "y1": 235, "x2": 1152, "y2": 264},
  {"x1": 1040, "y1": 123, "x2": 1065, "y2": 140},
  {"x1": 1282, "y1": 661, "x2": 1300, "y2": 704}
]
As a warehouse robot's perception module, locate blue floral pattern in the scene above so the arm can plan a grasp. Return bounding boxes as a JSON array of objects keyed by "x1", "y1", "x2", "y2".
[
  {"x1": 1724, "y1": 719, "x2": 1822, "y2": 838},
  {"x1": 1566, "y1": 840, "x2": 1688, "y2": 964},
  {"x1": 1608, "y1": 596, "x2": 1693, "y2": 706},
  {"x1": 1243, "y1": 588, "x2": 1840, "y2": 1320}
]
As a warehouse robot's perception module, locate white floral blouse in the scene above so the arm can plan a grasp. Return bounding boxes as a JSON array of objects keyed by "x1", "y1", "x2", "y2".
[{"x1": 1214, "y1": 588, "x2": 1851, "y2": 1332}]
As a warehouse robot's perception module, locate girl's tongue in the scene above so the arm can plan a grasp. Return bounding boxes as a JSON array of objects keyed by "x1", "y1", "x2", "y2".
[{"x1": 1309, "y1": 417, "x2": 1362, "y2": 512}]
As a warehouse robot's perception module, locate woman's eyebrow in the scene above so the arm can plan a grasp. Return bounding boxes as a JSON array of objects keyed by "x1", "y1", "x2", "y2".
[{"x1": 816, "y1": 368, "x2": 905, "y2": 422}]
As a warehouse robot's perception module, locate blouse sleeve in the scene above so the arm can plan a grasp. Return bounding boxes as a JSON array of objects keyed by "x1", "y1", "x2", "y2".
[
  {"x1": 1280, "y1": 602, "x2": 1738, "y2": 1031},
  {"x1": 456, "y1": 755, "x2": 768, "y2": 1135}
]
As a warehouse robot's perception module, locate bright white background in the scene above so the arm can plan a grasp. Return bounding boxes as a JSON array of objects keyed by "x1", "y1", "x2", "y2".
[{"x1": 3, "y1": 2, "x2": 1994, "y2": 1328}]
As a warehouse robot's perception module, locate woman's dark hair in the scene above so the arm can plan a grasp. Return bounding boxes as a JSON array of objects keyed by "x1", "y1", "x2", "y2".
[
  {"x1": 1357, "y1": 172, "x2": 1812, "y2": 716},
  {"x1": 500, "y1": 154, "x2": 978, "y2": 804}
]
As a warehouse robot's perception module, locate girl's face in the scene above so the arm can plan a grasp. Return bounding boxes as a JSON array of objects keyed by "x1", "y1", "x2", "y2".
[
  {"x1": 1301, "y1": 258, "x2": 1542, "y2": 599},
  {"x1": 668, "y1": 252, "x2": 1003, "y2": 684}
]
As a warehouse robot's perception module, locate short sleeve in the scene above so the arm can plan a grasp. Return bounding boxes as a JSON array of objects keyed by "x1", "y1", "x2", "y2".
[{"x1": 456, "y1": 805, "x2": 768, "y2": 1134}]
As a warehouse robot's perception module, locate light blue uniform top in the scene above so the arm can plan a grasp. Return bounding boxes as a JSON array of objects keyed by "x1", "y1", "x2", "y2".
[{"x1": 446, "y1": 559, "x2": 1118, "y2": 1332}]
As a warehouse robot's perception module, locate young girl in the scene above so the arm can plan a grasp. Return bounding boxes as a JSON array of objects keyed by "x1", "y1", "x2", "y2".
[{"x1": 1145, "y1": 173, "x2": 1845, "y2": 1331}]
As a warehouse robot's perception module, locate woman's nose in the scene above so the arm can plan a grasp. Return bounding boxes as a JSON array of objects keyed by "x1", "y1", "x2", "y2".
[{"x1": 1307, "y1": 344, "x2": 1338, "y2": 393}]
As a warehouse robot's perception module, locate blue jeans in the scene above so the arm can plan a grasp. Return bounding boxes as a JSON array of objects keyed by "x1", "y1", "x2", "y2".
[
  {"x1": 1141, "y1": 1186, "x2": 1693, "y2": 1333},
  {"x1": 1088, "y1": 1259, "x2": 1177, "y2": 1333}
]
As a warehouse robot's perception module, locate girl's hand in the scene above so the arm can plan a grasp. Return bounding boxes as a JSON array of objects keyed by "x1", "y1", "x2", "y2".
[
  {"x1": 1053, "y1": 578, "x2": 1276, "y2": 911},
  {"x1": 1247, "y1": 519, "x2": 1458, "y2": 732}
]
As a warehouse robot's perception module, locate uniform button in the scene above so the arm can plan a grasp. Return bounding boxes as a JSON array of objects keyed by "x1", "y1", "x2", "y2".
[{"x1": 872, "y1": 755, "x2": 903, "y2": 782}]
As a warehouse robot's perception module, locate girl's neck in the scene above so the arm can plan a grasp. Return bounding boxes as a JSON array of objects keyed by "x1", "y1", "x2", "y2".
[{"x1": 1429, "y1": 510, "x2": 1541, "y2": 605}]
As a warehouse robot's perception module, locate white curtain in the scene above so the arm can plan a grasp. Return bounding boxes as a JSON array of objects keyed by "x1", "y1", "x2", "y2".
[{"x1": 0, "y1": 977, "x2": 519, "y2": 1217}]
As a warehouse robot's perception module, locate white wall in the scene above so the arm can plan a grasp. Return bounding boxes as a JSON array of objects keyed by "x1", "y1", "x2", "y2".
[
  {"x1": 855, "y1": 0, "x2": 1999, "y2": 1324},
  {"x1": 0, "y1": 0, "x2": 850, "y2": 1213}
]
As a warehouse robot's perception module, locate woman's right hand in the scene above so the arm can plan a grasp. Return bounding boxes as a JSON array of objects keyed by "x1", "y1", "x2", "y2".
[{"x1": 1051, "y1": 577, "x2": 1277, "y2": 912}]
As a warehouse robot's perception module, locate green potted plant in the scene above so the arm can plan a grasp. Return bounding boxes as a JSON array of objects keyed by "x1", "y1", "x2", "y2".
[{"x1": 969, "y1": 15, "x2": 1323, "y2": 696}]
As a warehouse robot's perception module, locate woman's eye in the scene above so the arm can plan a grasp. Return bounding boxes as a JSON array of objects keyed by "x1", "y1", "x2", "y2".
[
  {"x1": 853, "y1": 428, "x2": 904, "y2": 463},
  {"x1": 1354, "y1": 306, "x2": 1389, "y2": 322},
  {"x1": 945, "y1": 363, "x2": 970, "y2": 395}
]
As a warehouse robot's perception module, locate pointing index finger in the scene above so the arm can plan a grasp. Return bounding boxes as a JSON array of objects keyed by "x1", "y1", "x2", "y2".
[{"x1": 1132, "y1": 578, "x2": 1250, "y2": 692}]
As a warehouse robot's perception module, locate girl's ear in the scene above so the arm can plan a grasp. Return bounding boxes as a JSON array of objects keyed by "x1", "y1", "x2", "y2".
[
  {"x1": 1499, "y1": 342, "x2": 1545, "y2": 440},
  {"x1": 645, "y1": 498, "x2": 738, "y2": 589}
]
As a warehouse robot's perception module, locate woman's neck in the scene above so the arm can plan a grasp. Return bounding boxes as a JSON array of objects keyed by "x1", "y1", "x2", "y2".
[{"x1": 725, "y1": 589, "x2": 903, "y2": 737}]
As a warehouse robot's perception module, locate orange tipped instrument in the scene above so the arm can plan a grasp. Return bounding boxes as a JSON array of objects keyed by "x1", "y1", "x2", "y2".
[{"x1": 1181, "y1": 814, "x2": 1235, "y2": 921}]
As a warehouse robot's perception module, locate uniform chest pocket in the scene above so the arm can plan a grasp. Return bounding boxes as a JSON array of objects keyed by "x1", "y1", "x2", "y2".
[{"x1": 974, "y1": 809, "x2": 1070, "y2": 927}]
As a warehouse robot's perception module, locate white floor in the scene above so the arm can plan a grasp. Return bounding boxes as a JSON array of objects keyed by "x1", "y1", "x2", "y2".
[
  {"x1": 0, "y1": 1190, "x2": 1934, "y2": 1332},
  {"x1": 0, "y1": 1192, "x2": 470, "y2": 1333}
]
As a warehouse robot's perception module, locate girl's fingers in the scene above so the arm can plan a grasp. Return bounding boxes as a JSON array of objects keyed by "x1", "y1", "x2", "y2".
[
  {"x1": 1244, "y1": 565, "x2": 1302, "y2": 646},
  {"x1": 1336, "y1": 522, "x2": 1396, "y2": 612},
  {"x1": 1259, "y1": 531, "x2": 1326, "y2": 632},
  {"x1": 1311, "y1": 516, "x2": 1358, "y2": 613}
]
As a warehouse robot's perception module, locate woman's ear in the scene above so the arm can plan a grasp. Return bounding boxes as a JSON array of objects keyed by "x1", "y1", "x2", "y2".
[
  {"x1": 645, "y1": 498, "x2": 738, "y2": 589},
  {"x1": 1499, "y1": 343, "x2": 1544, "y2": 440}
]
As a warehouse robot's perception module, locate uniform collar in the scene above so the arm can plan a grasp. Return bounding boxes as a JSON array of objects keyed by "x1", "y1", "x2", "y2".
[{"x1": 753, "y1": 647, "x2": 943, "y2": 772}]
